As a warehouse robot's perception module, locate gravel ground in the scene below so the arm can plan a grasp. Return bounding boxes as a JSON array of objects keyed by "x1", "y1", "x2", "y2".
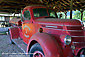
[{"x1": 0, "y1": 35, "x2": 24, "y2": 57}]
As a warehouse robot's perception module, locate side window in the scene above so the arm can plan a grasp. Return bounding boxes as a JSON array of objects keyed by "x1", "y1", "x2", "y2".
[
  {"x1": 48, "y1": 9, "x2": 56, "y2": 18},
  {"x1": 23, "y1": 10, "x2": 31, "y2": 20},
  {"x1": 33, "y1": 8, "x2": 48, "y2": 17}
]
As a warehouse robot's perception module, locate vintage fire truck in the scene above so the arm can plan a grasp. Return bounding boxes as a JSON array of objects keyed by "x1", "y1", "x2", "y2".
[{"x1": 8, "y1": 6, "x2": 85, "y2": 57}]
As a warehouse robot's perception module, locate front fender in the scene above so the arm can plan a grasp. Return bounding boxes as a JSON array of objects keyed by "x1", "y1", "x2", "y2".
[{"x1": 27, "y1": 32, "x2": 63, "y2": 57}]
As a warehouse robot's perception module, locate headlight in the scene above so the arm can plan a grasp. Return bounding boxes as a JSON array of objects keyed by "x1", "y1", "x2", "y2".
[{"x1": 64, "y1": 35, "x2": 71, "y2": 45}]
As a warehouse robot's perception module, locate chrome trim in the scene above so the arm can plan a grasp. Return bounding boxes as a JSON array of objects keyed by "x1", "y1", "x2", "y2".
[
  {"x1": 45, "y1": 25, "x2": 57, "y2": 28},
  {"x1": 71, "y1": 36, "x2": 85, "y2": 37},
  {"x1": 73, "y1": 42, "x2": 85, "y2": 44},
  {"x1": 39, "y1": 23, "x2": 64, "y2": 26},
  {"x1": 42, "y1": 27, "x2": 64, "y2": 31},
  {"x1": 43, "y1": 26, "x2": 82, "y2": 32},
  {"x1": 39, "y1": 23, "x2": 82, "y2": 27},
  {"x1": 42, "y1": 27, "x2": 83, "y2": 32},
  {"x1": 65, "y1": 25, "x2": 82, "y2": 27},
  {"x1": 65, "y1": 30, "x2": 83, "y2": 32}
]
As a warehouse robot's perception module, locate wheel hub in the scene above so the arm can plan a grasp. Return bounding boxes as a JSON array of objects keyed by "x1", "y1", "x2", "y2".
[
  {"x1": 79, "y1": 48, "x2": 85, "y2": 57},
  {"x1": 33, "y1": 51, "x2": 44, "y2": 57}
]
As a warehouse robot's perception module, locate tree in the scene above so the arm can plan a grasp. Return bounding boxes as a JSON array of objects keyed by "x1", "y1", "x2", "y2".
[
  {"x1": 73, "y1": 10, "x2": 85, "y2": 21},
  {"x1": 83, "y1": 10, "x2": 85, "y2": 20},
  {"x1": 73, "y1": 10, "x2": 81, "y2": 19}
]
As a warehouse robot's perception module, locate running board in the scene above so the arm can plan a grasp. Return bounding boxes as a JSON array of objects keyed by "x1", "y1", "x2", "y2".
[{"x1": 12, "y1": 39, "x2": 27, "y2": 53}]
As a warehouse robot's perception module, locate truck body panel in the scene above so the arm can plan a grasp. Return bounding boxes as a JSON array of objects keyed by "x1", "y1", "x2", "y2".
[
  {"x1": 27, "y1": 32, "x2": 64, "y2": 57},
  {"x1": 9, "y1": 27, "x2": 19, "y2": 39},
  {"x1": 9, "y1": 6, "x2": 85, "y2": 57}
]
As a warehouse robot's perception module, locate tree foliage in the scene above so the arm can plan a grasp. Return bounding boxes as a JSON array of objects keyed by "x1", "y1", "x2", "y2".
[
  {"x1": 73, "y1": 10, "x2": 81, "y2": 19},
  {"x1": 57, "y1": 10, "x2": 85, "y2": 20}
]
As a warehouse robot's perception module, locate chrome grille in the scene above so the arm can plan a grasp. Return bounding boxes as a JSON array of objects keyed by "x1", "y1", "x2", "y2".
[
  {"x1": 67, "y1": 26, "x2": 83, "y2": 30},
  {"x1": 66, "y1": 26, "x2": 84, "y2": 42}
]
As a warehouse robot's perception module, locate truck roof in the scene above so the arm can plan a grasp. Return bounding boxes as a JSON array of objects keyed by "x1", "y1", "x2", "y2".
[{"x1": 24, "y1": 5, "x2": 47, "y2": 10}]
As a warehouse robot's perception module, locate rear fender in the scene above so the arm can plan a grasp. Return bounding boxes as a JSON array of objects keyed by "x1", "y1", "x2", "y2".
[
  {"x1": 27, "y1": 32, "x2": 63, "y2": 57},
  {"x1": 9, "y1": 27, "x2": 19, "y2": 39}
]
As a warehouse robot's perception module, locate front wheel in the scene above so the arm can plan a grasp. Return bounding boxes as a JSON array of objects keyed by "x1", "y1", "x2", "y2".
[
  {"x1": 29, "y1": 43, "x2": 45, "y2": 57},
  {"x1": 77, "y1": 48, "x2": 85, "y2": 57}
]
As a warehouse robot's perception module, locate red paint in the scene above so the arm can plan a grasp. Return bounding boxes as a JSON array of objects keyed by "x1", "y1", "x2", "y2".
[
  {"x1": 9, "y1": 27, "x2": 19, "y2": 39},
  {"x1": 9, "y1": 6, "x2": 85, "y2": 57},
  {"x1": 27, "y1": 33, "x2": 63, "y2": 57}
]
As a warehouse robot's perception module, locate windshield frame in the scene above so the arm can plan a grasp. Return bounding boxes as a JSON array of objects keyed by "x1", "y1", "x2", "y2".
[
  {"x1": 48, "y1": 9, "x2": 58, "y2": 18},
  {"x1": 33, "y1": 7, "x2": 57, "y2": 19}
]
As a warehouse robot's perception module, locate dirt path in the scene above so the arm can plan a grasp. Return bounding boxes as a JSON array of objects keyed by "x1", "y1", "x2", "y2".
[{"x1": 0, "y1": 35, "x2": 23, "y2": 57}]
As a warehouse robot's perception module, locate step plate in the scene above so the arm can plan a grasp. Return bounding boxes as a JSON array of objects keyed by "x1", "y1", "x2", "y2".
[{"x1": 12, "y1": 39, "x2": 27, "y2": 53}]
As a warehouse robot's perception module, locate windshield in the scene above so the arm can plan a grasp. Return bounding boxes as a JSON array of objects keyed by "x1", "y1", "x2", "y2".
[
  {"x1": 33, "y1": 8, "x2": 48, "y2": 17},
  {"x1": 48, "y1": 9, "x2": 56, "y2": 18},
  {"x1": 33, "y1": 8, "x2": 57, "y2": 18}
]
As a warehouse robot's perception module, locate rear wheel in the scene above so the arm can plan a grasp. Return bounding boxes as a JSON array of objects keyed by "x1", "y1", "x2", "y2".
[{"x1": 29, "y1": 43, "x2": 44, "y2": 57}]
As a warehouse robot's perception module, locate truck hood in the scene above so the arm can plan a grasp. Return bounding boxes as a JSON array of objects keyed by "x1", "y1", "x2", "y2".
[
  {"x1": 34, "y1": 18, "x2": 81, "y2": 26},
  {"x1": 34, "y1": 18, "x2": 85, "y2": 47}
]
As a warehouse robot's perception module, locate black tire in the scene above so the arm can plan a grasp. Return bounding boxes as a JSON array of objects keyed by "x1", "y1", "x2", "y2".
[
  {"x1": 29, "y1": 43, "x2": 44, "y2": 57},
  {"x1": 77, "y1": 48, "x2": 85, "y2": 57},
  {"x1": 8, "y1": 30, "x2": 15, "y2": 44}
]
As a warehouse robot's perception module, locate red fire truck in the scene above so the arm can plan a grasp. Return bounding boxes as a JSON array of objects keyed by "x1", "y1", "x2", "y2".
[{"x1": 8, "y1": 6, "x2": 85, "y2": 57}]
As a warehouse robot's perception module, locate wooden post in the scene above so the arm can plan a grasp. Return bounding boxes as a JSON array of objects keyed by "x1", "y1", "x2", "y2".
[
  {"x1": 70, "y1": 0, "x2": 73, "y2": 19},
  {"x1": 13, "y1": 13, "x2": 15, "y2": 19},
  {"x1": 80, "y1": 10, "x2": 83, "y2": 21},
  {"x1": 64, "y1": 11, "x2": 67, "y2": 19},
  {"x1": 13, "y1": 9, "x2": 17, "y2": 19}
]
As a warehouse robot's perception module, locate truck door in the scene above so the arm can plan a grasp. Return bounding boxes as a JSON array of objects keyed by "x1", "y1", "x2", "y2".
[{"x1": 22, "y1": 10, "x2": 35, "y2": 44}]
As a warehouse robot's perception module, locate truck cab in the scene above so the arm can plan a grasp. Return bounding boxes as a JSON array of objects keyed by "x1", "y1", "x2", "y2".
[{"x1": 9, "y1": 6, "x2": 85, "y2": 57}]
